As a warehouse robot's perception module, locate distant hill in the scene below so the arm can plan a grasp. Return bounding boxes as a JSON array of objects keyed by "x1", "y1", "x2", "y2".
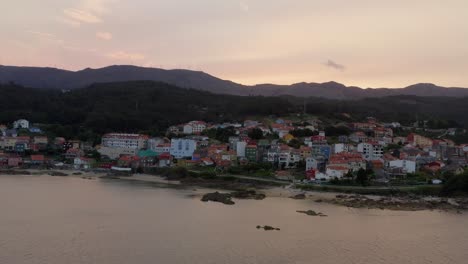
[{"x1": 1, "y1": 65, "x2": 468, "y2": 99}]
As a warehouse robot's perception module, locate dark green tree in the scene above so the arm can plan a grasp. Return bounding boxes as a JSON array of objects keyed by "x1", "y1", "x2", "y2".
[
  {"x1": 248, "y1": 128, "x2": 264, "y2": 140},
  {"x1": 356, "y1": 168, "x2": 370, "y2": 186}
]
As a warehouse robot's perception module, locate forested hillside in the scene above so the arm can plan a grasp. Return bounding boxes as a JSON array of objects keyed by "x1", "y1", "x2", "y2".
[{"x1": 1, "y1": 81, "x2": 467, "y2": 142}]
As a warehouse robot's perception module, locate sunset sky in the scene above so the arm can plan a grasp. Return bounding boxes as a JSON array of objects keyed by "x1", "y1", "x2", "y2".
[{"x1": 1, "y1": 0, "x2": 468, "y2": 87}]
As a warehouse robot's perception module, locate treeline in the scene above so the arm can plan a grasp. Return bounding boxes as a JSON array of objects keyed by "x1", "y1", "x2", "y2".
[
  {"x1": 0, "y1": 82, "x2": 294, "y2": 141},
  {"x1": 299, "y1": 96, "x2": 468, "y2": 127},
  {"x1": 1, "y1": 81, "x2": 468, "y2": 142}
]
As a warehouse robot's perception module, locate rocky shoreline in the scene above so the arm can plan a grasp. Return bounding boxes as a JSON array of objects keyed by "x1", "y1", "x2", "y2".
[
  {"x1": 321, "y1": 194, "x2": 468, "y2": 212},
  {"x1": 201, "y1": 192, "x2": 235, "y2": 205},
  {"x1": 201, "y1": 190, "x2": 266, "y2": 205},
  {"x1": 0, "y1": 169, "x2": 32, "y2": 175}
]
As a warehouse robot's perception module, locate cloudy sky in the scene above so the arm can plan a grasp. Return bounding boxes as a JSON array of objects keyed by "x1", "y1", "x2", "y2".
[{"x1": 1, "y1": 0, "x2": 468, "y2": 87}]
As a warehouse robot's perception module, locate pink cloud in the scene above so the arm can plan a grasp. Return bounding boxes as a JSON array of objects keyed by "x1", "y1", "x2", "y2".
[{"x1": 96, "y1": 31, "x2": 112, "y2": 40}]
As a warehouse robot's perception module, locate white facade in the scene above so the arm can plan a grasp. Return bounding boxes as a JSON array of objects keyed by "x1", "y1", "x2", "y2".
[
  {"x1": 148, "y1": 138, "x2": 164, "y2": 151},
  {"x1": 387, "y1": 159, "x2": 416, "y2": 173},
  {"x1": 267, "y1": 151, "x2": 278, "y2": 163},
  {"x1": 183, "y1": 121, "x2": 207, "y2": 134},
  {"x1": 101, "y1": 133, "x2": 148, "y2": 149},
  {"x1": 159, "y1": 159, "x2": 171, "y2": 167},
  {"x1": 463, "y1": 145, "x2": 468, "y2": 153},
  {"x1": 278, "y1": 151, "x2": 300, "y2": 169},
  {"x1": 315, "y1": 172, "x2": 331, "y2": 181},
  {"x1": 13, "y1": 119, "x2": 30, "y2": 129},
  {"x1": 98, "y1": 146, "x2": 138, "y2": 159},
  {"x1": 325, "y1": 167, "x2": 348, "y2": 179},
  {"x1": 154, "y1": 144, "x2": 171, "y2": 154},
  {"x1": 358, "y1": 142, "x2": 384, "y2": 160},
  {"x1": 313, "y1": 167, "x2": 348, "y2": 181},
  {"x1": 333, "y1": 143, "x2": 350, "y2": 154},
  {"x1": 228, "y1": 136, "x2": 240, "y2": 150},
  {"x1": 99, "y1": 133, "x2": 148, "y2": 159},
  {"x1": 236, "y1": 141, "x2": 247, "y2": 157},
  {"x1": 170, "y1": 139, "x2": 197, "y2": 159},
  {"x1": 277, "y1": 129, "x2": 290, "y2": 138},
  {"x1": 306, "y1": 157, "x2": 319, "y2": 171},
  {"x1": 183, "y1": 124, "x2": 194, "y2": 134},
  {"x1": 73, "y1": 157, "x2": 92, "y2": 169}
]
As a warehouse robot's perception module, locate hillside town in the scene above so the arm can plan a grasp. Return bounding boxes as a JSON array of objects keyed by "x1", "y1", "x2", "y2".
[{"x1": 1, "y1": 117, "x2": 467, "y2": 185}]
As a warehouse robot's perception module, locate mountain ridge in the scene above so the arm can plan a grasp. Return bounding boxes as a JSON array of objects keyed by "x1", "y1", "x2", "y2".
[{"x1": 1, "y1": 65, "x2": 468, "y2": 99}]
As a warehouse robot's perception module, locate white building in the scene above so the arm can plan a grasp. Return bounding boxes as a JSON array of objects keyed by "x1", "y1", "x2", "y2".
[
  {"x1": 306, "y1": 157, "x2": 319, "y2": 171},
  {"x1": 333, "y1": 143, "x2": 351, "y2": 154},
  {"x1": 99, "y1": 133, "x2": 149, "y2": 159},
  {"x1": 461, "y1": 144, "x2": 468, "y2": 153},
  {"x1": 387, "y1": 159, "x2": 416, "y2": 173},
  {"x1": 148, "y1": 138, "x2": 165, "y2": 151},
  {"x1": 73, "y1": 157, "x2": 93, "y2": 170},
  {"x1": 325, "y1": 166, "x2": 349, "y2": 179},
  {"x1": 357, "y1": 142, "x2": 384, "y2": 160},
  {"x1": 183, "y1": 121, "x2": 207, "y2": 134},
  {"x1": 276, "y1": 129, "x2": 290, "y2": 138},
  {"x1": 314, "y1": 172, "x2": 330, "y2": 181},
  {"x1": 267, "y1": 151, "x2": 278, "y2": 163},
  {"x1": 170, "y1": 138, "x2": 197, "y2": 159},
  {"x1": 236, "y1": 141, "x2": 247, "y2": 157},
  {"x1": 312, "y1": 165, "x2": 348, "y2": 181},
  {"x1": 154, "y1": 143, "x2": 171, "y2": 154},
  {"x1": 278, "y1": 150, "x2": 301, "y2": 169},
  {"x1": 243, "y1": 120, "x2": 259, "y2": 128},
  {"x1": 102, "y1": 133, "x2": 148, "y2": 149},
  {"x1": 13, "y1": 119, "x2": 30, "y2": 129}
]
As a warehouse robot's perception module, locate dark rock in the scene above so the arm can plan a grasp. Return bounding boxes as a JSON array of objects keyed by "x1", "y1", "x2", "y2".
[
  {"x1": 100, "y1": 175, "x2": 120, "y2": 179},
  {"x1": 0, "y1": 170, "x2": 31, "y2": 175},
  {"x1": 231, "y1": 189, "x2": 266, "y2": 200},
  {"x1": 201, "y1": 192, "x2": 235, "y2": 205},
  {"x1": 257, "y1": 225, "x2": 280, "y2": 231},
  {"x1": 73, "y1": 172, "x2": 83, "y2": 175},
  {"x1": 297, "y1": 210, "x2": 328, "y2": 217},
  {"x1": 49, "y1": 171, "x2": 68, "y2": 176},
  {"x1": 290, "y1": 193, "x2": 306, "y2": 200},
  {"x1": 315, "y1": 199, "x2": 323, "y2": 203}
]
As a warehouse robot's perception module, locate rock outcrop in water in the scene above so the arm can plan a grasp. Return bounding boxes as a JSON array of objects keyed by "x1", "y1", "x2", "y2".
[
  {"x1": 201, "y1": 192, "x2": 235, "y2": 205},
  {"x1": 297, "y1": 210, "x2": 328, "y2": 217},
  {"x1": 256, "y1": 225, "x2": 280, "y2": 231},
  {"x1": 201, "y1": 190, "x2": 266, "y2": 205}
]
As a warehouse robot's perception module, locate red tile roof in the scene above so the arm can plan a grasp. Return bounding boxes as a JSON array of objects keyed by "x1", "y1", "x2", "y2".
[
  {"x1": 329, "y1": 152, "x2": 364, "y2": 164},
  {"x1": 327, "y1": 165, "x2": 349, "y2": 171},
  {"x1": 30, "y1": 155, "x2": 45, "y2": 161}
]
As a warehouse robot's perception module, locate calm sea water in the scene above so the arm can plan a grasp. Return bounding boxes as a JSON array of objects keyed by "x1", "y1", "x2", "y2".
[{"x1": 1, "y1": 175, "x2": 467, "y2": 264}]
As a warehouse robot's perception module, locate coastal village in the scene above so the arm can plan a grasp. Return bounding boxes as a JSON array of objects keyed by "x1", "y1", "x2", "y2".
[{"x1": 1, "y1": 116, "x2": 467, "y2": 186}]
